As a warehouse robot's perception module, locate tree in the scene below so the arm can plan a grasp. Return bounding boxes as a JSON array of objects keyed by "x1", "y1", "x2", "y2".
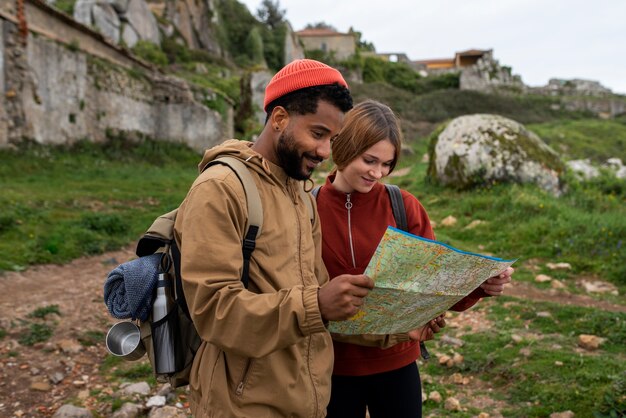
[
  {"x1": 349, "y1": 27, "x2": 375, "y2": 52},
  {"x1": 304, "y1": 22, "x2": 337, "y2": 31},
  {"x1": 245, "y1": 26, "x2": 265, "y2": 66},
  {"x1": 256, "y1": 0, "x2": 286, "y2": 30}
]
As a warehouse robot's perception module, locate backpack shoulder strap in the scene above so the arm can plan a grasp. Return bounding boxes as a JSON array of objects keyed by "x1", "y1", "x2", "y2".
[
  {"x1": 311, "y1": 185, "x2": 321, "y2": 198},
  {"x1": 385, "y1": 184, "x2": 407, "y2": 231},
  {"x1": 208, "y1": 156, "x2": 263, "y2": 236},
  {"x1": 206, "y1": 156, "x2": 263, "y2": 288}
]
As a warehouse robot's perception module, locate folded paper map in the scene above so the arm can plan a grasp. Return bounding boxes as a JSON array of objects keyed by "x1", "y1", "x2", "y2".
[{"x1": 328, "y1": 226, "x2": 517, "y2": 335}]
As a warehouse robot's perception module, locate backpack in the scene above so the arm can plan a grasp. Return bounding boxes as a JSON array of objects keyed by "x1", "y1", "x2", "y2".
[
  {"x1": 134, "y1": 156, "x2": 314, "y2": 387},
  {"x1": 135, "y1": 156, "x2": 263, "y2": 388},
  {"x1": 312, "y1": 183, "x2": 430, "y2": 360}
]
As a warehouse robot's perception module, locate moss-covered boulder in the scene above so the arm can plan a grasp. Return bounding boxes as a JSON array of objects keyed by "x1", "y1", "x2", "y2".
[{"x1": 427, "y1": 114, "x2": 565, "y2": 194}]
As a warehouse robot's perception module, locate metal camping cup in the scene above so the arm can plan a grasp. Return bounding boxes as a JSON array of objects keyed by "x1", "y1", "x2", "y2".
[{"x1": 105, "y1": 321, "x2": 146, "y2": 361}]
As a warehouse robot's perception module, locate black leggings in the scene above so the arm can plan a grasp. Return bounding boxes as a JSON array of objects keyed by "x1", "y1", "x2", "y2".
[{"x1": 326, "y1": 362, "x2": 422, "y2": 418}]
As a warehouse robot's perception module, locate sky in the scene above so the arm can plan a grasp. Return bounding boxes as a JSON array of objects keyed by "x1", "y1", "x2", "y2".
[{"x1": 240, "y1": 0, "x2": 626, "y2": 94}]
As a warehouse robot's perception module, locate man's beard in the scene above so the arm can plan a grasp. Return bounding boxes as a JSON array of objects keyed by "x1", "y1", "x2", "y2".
[{"x1": 276, "y1": 131, "x2": 322, "y2": 180}]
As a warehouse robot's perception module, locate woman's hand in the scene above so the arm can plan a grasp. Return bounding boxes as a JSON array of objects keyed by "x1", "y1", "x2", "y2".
[
  {"x1": 408, "y1": 313, "x2": 446, "y2": 341},
  {"x1": 480, "y1": 267, "x2": 514, "y2": 296}
]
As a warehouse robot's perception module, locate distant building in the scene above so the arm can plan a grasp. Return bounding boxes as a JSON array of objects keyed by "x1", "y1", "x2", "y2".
[
  {"x1": 295, "y1": 28, "x2": 356, "y2": 60},
  {"x1": 413, "y1": 49, "x2": 492, "y2": 71}
]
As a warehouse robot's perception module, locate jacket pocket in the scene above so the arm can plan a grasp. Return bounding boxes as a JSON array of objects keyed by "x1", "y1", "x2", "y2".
[
  {"x1": 235, "y1": 357, "x2": 254, "y2": 396},
  {"x1": 221, "y1": 350, "x2": 255, "y2": 396}
]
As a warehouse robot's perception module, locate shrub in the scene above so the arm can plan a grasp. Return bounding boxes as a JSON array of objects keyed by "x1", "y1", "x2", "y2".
[{"x1": 131, "y1": 40, "x2": 168, "y2": 67}]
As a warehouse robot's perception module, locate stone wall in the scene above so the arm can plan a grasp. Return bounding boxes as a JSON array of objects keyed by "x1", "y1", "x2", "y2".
[
  {"x1": 298, "y1": 34, "x2": 355, "y2": 61},
  {"x1": 0, "y1": 0, "x2": 232, "y2": 151},
  {"x1": 560, "y1": 96, "x2": 626, "y2": 119}
]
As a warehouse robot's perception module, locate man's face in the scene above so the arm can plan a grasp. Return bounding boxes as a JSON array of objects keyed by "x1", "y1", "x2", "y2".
[{"x1": 276, "y1": 101, "x2": 345, "y2": 180}]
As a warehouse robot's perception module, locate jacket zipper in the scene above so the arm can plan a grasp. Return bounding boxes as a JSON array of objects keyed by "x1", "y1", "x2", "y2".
[
  {"x1": 293, "y1": 184, "x2": 319, "y2": 416},
  {"x1": 235, "y1": 359, "x2": 253, "y2": 396},
  {"x1": 345, "y1": 194, "x2": 356, "y2": 268}
]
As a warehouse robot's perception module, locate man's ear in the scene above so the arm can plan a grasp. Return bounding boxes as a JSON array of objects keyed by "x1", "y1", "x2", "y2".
[{"x1": 270, "y1": 106, "x2": 289, "y2": 131}]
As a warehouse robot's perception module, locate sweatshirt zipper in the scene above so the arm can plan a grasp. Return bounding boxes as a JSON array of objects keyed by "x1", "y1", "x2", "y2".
[{"x1": 345, "y1": 194, "x2": 356, "y2": 268}]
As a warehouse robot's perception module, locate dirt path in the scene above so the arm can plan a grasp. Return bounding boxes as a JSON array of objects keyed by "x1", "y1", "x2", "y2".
[
  {"x1": 0, "y1": 246, "x2": 137, "y2": 418},
  {"x1": 0, "y1": 248, "x2": 623, "y2": 417},
  {"x1": 505, "y1": 280, "x2": 626, "y2": 313}
]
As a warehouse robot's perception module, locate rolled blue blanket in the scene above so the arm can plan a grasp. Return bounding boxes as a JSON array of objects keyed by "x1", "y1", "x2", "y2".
[{"x1": 103, "y1": 253, "x2": 163, "y2": 321}]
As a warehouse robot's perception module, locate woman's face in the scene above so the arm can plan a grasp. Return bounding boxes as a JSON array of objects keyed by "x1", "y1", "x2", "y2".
[{"x1": 333, "y1": 139, "x2": 396, "y2": 194}]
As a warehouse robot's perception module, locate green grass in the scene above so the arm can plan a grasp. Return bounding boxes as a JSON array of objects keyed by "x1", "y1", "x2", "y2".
[
  {"x1": 527, "y1": 118, "x2": 626, "y2": 163},
  {"x1": 0, "y1": 137, "x2": 201, "y2": 271},
  {"x1": 28, "y1": 304, "x2": 61, "y2": 319},
  {"x1": 18, "y1": 322, "x2": 54, "y2": 346},
  {"x1": 78, "y1": 330, "x2": 106, "y2": 347},
  {"x1": 421, "y1": 299, "x2": 626, "y2": 417}
]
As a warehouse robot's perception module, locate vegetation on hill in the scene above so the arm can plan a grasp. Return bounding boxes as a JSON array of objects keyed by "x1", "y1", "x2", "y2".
[
  {"x1": 528, "y1": 119, "x2": 626, "y2": 163},
  {"x1": 352, "y1": 83, "x2": 594, "y2": 127}
]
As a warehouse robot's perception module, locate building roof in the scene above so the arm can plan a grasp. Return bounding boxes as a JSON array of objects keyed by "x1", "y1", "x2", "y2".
[
  {"x1": 295, "y1": 28, "x2": 354, "y2": 37},
  {"x1": 455, "y1": 49, "x2": 491, "y2": 57},
  {"x1": 412, "y1": 58, "x2": 455, "y2": 65}
]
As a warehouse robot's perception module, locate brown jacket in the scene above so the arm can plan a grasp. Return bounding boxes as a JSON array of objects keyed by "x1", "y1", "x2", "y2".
[{"x1": 174, "y1": 140, "x2": 332, "y2": 418}]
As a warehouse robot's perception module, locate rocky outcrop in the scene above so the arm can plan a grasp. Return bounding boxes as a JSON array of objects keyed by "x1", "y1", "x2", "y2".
[
  {"x1": 460, "y1": 54, "x2": 525, "y2": 92},
  {"x1": 125, "y1": 0, "x2": 161, "y2": 45},
  {"x1": 250, "y1": 69, "x2": 273, "y2": 125},
  {"x1": 163, "y1": 0, "x2": 221, "y2": 55},
  {"x1": 427, "y1": 114, "x2": 565, "y2": 195},
  {"x1": 568, "y1": 157, "x2": 626, "y2": 180},
  {"x1": 0, "y1": 6, "x2": 230, "y2": 151},
  {"x1": 544, "y1": 78, "x2": 613, "y2": 96},
  {"x1": 74, "y1": 0, "x2": 160, "y2": 47}
]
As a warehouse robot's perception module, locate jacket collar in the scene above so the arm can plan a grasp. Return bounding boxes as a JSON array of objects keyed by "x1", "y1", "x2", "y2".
[{"x1": 323, "y1": 173, "x2": 386, "y2": 204}]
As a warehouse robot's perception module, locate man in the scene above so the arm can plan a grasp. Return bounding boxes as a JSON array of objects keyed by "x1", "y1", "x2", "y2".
[{"x1": 174, "y1": 59, "x2": 374, "y2": 418}]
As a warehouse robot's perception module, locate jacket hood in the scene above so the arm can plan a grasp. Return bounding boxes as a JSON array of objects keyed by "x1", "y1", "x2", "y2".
[
  {"x1": 198, "y1": 139, "x2": 262, "y2": 172},
  {"x1": 198, "y1": 139, "x2": 296, "y2": 189}
]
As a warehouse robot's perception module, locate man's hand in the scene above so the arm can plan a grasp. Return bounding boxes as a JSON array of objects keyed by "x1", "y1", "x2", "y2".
[
  {"x1": 480, "y1": 266, "x2": 514, "y2": 296},
  {"x1": 318, "y1": 275, "x2": 374, "y2": 321},
  {"x1": 408, "y1": 313, "x2": 446, "y2": 341}
]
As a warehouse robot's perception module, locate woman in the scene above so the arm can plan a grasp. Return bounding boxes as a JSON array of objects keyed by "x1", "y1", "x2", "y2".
[{"x1": 316, "y1": 100, "x2": 513, "y2": 417}]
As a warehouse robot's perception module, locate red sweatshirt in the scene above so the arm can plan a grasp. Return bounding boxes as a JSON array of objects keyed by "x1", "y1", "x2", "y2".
[{"x1": 317, "y1": 175, "x2": 487, "y2": 376}]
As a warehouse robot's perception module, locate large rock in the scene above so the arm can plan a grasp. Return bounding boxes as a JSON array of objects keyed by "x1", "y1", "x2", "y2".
[
  {"x1": 92, "y1": 2, "x2": 121, "y2": 43},
  {"x1": 125, "y1": 0, "x2": 161, "y2": 45},
  {"x1": 567, "y1": 159, "x2": 600, "y2": 179},
  {"x1": 74, "y1": 0, "x2": 159, "y2": 46},
  {"x1": 52, "y1": 404, "x2": 93, "y2": 418},
  {"x1": 73, "y1": 0, "x2": 97, "y2": 26},
  {"x1": 427, "y1": 114, "x2": 565, "y2": 194},
  {"x1": 164, "y1": 0, "x2": 221, "y2": 54}
]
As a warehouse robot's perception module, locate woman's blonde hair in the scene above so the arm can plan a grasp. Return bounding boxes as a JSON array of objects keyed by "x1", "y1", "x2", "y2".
[{"x1": 331, "y1": 99, "x2": 403, "y2": 173}]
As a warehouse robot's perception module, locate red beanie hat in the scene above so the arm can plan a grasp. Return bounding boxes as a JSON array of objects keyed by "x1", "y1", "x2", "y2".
[{"x1": 263, "y1": 59, "x2": 348, "y2": 111}]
